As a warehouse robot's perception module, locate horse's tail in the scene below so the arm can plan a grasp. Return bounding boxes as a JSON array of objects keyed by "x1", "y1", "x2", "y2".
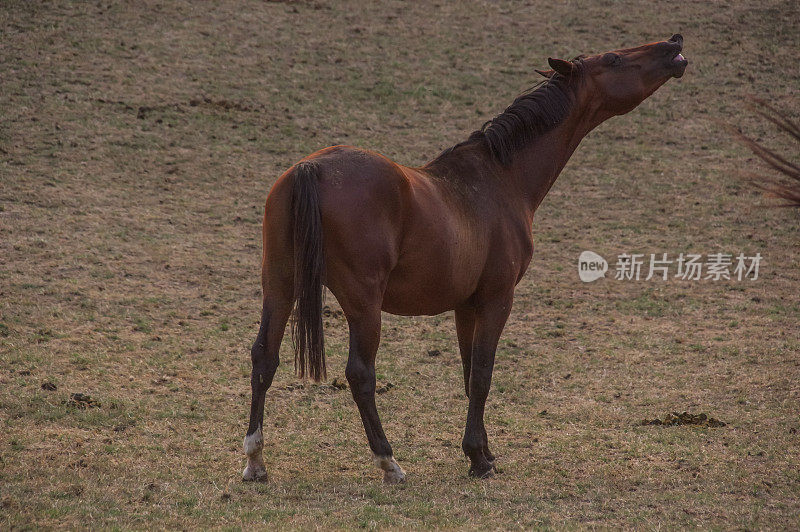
[{"x1": 290, "y1": 160, "x2": 326, "y2": 382}]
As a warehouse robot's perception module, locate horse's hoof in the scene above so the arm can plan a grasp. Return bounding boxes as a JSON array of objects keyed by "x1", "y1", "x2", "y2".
[
  {"x1": 468, "y1": 463, "x2": 495, "y2": 479},
  {"x1": 383, "y1": 468, "x2": 406, "y2": 484},
  {"x1": 242, "y1": 463, "x2": 268, "y2": 482},
  {"x1": 374, "y1": 454, "x2": 406, "y2": 485}
]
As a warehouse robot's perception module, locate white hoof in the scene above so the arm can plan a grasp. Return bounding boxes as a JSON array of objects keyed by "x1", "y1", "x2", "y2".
[
  {"x1": 242, "y1": 462, "x2": 268, "y2": 482},
  {"x1": 374, "y1": 454, "x2": 406, "y2": 484},
  {"x1": 243, "y1": 427, "x2": 267, "y2": 482},
  {"x1": 383, "y1": 467, "x2": 406, "y2": 484}
]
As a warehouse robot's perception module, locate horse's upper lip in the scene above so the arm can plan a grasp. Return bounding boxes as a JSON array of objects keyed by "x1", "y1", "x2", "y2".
[
  {"x1": 669, "y1": 42, "x2": 683, "y2": 60},
  {"x1": 668, "y1": 42, "x2": 686, "y2": 68},
  {"x1": 667, "y1": 34, "x2": 684, "y2": 61}
]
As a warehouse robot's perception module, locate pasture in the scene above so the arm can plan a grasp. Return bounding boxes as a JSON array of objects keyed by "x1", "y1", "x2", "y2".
[{"x1": 2, "y1": 0, "x2": 798, "y2": 528}]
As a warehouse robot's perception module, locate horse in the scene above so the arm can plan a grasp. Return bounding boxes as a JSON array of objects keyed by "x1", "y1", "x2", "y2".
[{"x1": 242, "y1": 35, "x2": 688, "y2": 483}]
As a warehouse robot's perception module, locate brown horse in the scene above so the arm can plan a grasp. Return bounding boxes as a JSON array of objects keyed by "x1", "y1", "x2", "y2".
[{"x1": 243, "y1": 35, "x2": 688, "y2": 483}]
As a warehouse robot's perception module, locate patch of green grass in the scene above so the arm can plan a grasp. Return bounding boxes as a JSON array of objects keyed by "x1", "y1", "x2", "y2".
[{"x1": 132, "y1": 317, "x2": 152, "y2": 333}]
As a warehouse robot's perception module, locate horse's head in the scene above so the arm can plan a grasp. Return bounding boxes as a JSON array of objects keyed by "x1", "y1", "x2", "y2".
[{"x1": 537, "y1": 34, "x2": 688, "y2": 117}]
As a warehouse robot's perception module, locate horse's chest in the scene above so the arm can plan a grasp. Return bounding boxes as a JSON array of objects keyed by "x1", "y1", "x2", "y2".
[{"x1": 486, "y1": 221, "x2": 534, "y2": 281}]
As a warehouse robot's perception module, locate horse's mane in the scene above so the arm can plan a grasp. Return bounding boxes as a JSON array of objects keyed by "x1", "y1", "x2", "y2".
[{"x1": 429, "y1": 59, "x2": 584, "y2": 167}]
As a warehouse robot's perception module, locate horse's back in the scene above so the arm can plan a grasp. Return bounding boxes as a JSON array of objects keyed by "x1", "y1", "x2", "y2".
[{"x1": 315, "y1": 147, "x2": 488, "y2": 314}]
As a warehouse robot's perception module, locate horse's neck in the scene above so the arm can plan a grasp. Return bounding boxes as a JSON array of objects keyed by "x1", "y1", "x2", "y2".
[
  {"x1": 424, "y1": 94, "x2": 608, "y2": 219},
  {"x1": 505, "y1": 97, "x2": 607, "y2": 217}
]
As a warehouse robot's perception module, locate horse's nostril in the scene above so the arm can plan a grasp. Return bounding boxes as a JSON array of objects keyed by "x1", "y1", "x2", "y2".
[{"x1": 669, "y1": 34, "x2": 683, "y2": 43}]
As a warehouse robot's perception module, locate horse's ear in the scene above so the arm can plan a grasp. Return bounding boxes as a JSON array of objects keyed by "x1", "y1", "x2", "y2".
[
  {"x1": 547, "y1": 57, "x2": 574, "y2": 77},
  {"x1": 534, "y1": 68, "x2": 555, "y2": 79}
]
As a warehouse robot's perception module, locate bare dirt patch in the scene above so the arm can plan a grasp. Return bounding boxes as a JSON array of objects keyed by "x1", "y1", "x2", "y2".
[{"x1": 641, "y1": 412, "x2": 727, "y2": 428}]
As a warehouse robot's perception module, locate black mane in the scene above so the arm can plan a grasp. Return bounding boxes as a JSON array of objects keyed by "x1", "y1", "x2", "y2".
[{"x1": 430, "y1": 60, "x2": 584, "y2": 167}]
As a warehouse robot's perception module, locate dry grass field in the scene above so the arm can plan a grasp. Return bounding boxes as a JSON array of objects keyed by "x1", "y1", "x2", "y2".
[{"x1": 2, "y1": 0, "x2": 799, "y2": 529}]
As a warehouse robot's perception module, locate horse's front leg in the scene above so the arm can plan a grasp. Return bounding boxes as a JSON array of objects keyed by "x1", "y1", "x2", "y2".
[
  {"x1": 454, "y1": 305, "x2": 476, "y2": 398},
  {"x1": 461, "y1": 293, "x2": 513, "y2": 478}
]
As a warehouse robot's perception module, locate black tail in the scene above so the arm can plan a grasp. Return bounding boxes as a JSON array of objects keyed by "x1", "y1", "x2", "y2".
[{"x1": 290, "y1": 161, "x2": 326, "y2": 382}]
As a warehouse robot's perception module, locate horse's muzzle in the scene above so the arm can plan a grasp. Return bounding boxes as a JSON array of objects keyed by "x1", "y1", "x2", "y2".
[{"x1": 667, "y1": 34, "x2": 688, "y2": 78}]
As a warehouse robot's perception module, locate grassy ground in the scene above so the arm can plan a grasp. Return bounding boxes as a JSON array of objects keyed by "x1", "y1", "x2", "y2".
[{"x1": 2, "y1": 0, "x2": 799, "y2": 528}]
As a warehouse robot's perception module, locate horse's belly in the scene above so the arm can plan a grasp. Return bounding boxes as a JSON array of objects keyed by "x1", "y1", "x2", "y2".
[
  {"x1": 381, "y1": 277, "x2": 460, "y2": 316},
  {"x1": 380, "y1": 251, "x2": 479, "y2": 316}
]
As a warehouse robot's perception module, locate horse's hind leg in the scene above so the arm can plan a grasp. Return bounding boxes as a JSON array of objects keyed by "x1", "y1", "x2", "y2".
[
  {"x1": 340, "y1": 292, "x2": 405, "y2": 484},
  {"x1": 243, "y1": 288, "x2": 292, "y2": 482}
]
